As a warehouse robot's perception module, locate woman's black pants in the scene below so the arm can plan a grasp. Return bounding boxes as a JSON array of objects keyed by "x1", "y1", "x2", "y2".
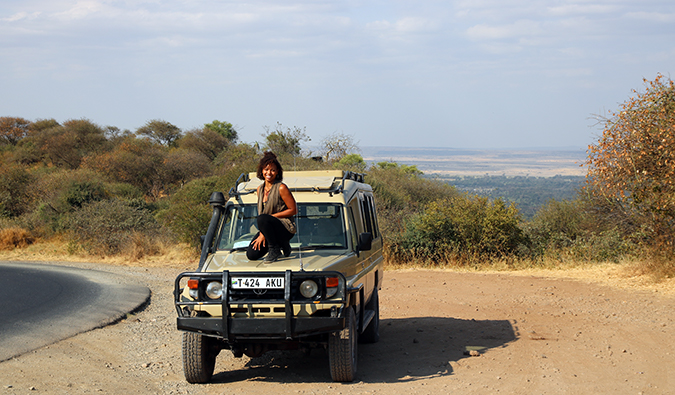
[{"x1": 246, "y1": 214, "x2": 294, "y2": 261}]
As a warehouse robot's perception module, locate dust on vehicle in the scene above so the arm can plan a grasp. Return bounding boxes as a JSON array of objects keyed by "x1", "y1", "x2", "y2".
[{"x1": 174, "y1": 170, "x2": 383, "y2": 383}]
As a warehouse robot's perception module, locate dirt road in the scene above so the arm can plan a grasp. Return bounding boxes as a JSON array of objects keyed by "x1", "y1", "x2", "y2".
[{"x1": 1, "y1": 262, "x2": 673, "y2": 394}]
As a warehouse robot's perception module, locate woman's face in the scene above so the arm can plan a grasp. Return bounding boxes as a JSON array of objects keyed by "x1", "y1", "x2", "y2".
[{"x1": 262, "y1": 163, "x2": 278, "y2": 183}]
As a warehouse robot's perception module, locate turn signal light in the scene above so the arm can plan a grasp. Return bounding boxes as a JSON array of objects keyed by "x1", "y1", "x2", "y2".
[
  {"x1": 325, "y1": 277, "x2": 339, "y2": 287},
  {"x1": 325, "y1": 276, "x2": 339, "y2": 298},
  {"x1": 187, "y1": 278, "x2": 199, "y2": 289}
]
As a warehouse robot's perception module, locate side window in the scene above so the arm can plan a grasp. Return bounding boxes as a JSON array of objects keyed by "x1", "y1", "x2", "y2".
[
  {"x1": 357, "y1": 192, "x2": 379, "y2": 239},
  {"x1": 366, "y1": 194, "x2": 379, "y2": 239},
  {"x1": 347, "y1": 206, "x2": 359, "y2": 250}
]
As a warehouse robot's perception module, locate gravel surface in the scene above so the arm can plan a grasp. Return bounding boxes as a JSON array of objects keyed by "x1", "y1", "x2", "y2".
[{"x1": 1, "y1": 261, "x2": 673, "y2": 394}]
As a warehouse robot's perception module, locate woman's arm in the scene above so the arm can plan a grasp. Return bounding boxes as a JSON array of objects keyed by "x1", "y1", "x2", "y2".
[{"x1": 273, "y1": 183, "x2": 297, "y2": 218}]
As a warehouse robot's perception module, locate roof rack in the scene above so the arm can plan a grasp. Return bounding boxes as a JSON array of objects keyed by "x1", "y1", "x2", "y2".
[
  {"x1": 228, "y1": 170, "x2": 365, "y2": 198},
  {"x1": 228, "y1": 172, "x2": 253, "y2": 198}
]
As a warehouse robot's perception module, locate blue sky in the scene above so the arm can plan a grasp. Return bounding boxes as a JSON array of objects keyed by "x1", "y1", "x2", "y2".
[{"x1": 1, "y1": 0, "x2": 673, "y2": 149}]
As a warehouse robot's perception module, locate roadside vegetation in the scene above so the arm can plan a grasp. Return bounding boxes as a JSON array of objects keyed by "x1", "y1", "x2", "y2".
[
  {"x1": 440, "y1": 175, "x2": 584, "y2": 219},
  {"x1": 1, "y1": 75, "x2": 674, "y2": 279}
]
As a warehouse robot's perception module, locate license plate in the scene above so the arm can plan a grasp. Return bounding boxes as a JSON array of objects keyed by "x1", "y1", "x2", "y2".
[{"x1": 231, "y1": 277, "x2": 284, "y2": 289}]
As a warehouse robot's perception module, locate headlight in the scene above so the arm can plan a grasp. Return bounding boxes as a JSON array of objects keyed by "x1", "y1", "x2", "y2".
[
  {"x1": 205, "y1": 281, "x2": 223, "y2": 299},
  {"x1": 299, "y1": 280, "x2": 319, "y2": 298}
]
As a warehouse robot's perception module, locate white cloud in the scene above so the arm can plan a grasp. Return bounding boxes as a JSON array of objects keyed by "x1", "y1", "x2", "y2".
[
  {"x1": 625, "y1": 11, "x2": 675, "y2": 23},
  {"x1": 54, "y1": 0, "x2": 107, "y2": 20},
  {"x1": 547, "y1": 4, "x2": 620, "y2": 16},
  {"x1": 466, "y1": 20, "x2": 542, "y2": 41},
  {"x1": 2, "y1": 11, "x2": 41, "y2": 22}
]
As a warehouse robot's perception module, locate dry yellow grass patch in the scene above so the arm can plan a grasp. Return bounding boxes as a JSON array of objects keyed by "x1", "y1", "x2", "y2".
[
  {"x1": 2, "y1": 240, "x2": 673, "y2": 296},
  {"x1": 0, "y1": 238, "x2": 199, "y2": 270},
  {"x1": 0, "y1": 227, "x2": 34, "y2": 250},
  {"x1": 385, "y1": 258, "x2": 675, "y2": 297}
]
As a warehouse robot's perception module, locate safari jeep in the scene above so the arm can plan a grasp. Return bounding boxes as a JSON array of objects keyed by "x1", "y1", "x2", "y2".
[{"x1": 174, "y1": 170, "x2": 383, "y2": 383}]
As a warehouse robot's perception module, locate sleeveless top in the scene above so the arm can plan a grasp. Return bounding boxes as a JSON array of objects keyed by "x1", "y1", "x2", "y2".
[{"x1": 257, "y1": 181, "x2": 297, "y2": 234}]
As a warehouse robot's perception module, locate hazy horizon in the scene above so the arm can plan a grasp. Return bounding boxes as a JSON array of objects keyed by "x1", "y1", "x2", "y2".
[{"x1": 360, "y1": 146, "x2": 587, "y2": 177}]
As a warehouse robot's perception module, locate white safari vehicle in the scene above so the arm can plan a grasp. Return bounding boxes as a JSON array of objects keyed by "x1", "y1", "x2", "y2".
[{"x1": 174, "y1": 170, "x2": 383, "y2": 383}]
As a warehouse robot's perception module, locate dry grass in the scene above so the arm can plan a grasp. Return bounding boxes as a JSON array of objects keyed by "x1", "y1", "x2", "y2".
[
  {"x1": 0, "y1": 237, "x2": 199, "y2": 270},
  {"x1": 2, "y1": 239, "x2": 673, "y2": 296},
  {"x1": 384, "y1": 257, "x2": 675, "y2": 297},
  {"x1": 0, "y1": 227, "x2": 35, "y2": 250}
]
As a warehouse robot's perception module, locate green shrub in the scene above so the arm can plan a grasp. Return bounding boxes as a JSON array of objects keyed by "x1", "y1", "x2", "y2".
[
  {"x1": 61, "y1": 180, "x2": 107, "y2": 209},
  {"x1": 105, "y1": 182, "x2": 144, "y2": 200},
  {"x1": 0, "y1": 164, "x2": 34, "y2": 218},
  {"x1": 524, "y1": 199, "x2": 586, "y2": 256},
  {"x1": 524, "y1": 198, "x2": 639, "y2": 263},
  {"x1": 334, "y1": 154, "x2": 366, "y2": 172},
  {"x1": 157, "y1": 174, "x2": 238, "y2": 247},
  {"x1": 389, "y1": 195, "x2": 526, "y2": 264},
  {"x1": 569, "y1": 228, "x2": 634, "y2": 262},
  {"x1": 66, "y1": 199, "x2": 161, "y2": 255},
  {"x1": 366, "y1": 165, "x2": 457, "y2": 237}
]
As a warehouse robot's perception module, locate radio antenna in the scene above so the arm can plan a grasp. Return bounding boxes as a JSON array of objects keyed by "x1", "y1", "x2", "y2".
[{"x1": 295, "y1": 212, "x2": 304, "y2": 271}]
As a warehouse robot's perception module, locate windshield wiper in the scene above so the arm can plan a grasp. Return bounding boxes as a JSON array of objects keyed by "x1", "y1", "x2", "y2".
[{"x1": 297, "y1": 245, "x2": 345, "y2": 251}]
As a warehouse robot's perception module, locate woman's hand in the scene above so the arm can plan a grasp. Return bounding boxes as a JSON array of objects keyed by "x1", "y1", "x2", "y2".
[{"x1": 252, "y1": 233, "x2": 266, "y2": 250}]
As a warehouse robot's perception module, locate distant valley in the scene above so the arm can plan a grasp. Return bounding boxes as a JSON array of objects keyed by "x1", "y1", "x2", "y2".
[
  {"x1": 360, "y1": 146, "x2": 588, "y2": 217},
  {"x1": 361, "y1": 146, "x2": 587, "y2": 177}
]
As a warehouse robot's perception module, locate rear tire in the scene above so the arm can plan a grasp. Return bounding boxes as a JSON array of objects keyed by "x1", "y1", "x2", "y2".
[
  {"x1": 360, "y1": 288, "x2": 380, "y2": 343},
  {"x1": 328, "y1": 307, "x2": 358, "y2": 382},
  {"x1": 182, "y1": 332, "x2": 219, "y2": 384}
]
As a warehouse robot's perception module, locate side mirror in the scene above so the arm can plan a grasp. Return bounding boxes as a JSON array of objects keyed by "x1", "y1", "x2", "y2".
[{"x1": 357, "y1": 232, "x2": 373, "y2": 252}]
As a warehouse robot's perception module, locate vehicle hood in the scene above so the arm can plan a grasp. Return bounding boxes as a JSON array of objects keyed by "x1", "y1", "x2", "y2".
[{"x1": 202, "y1": 250, "x2": 351, "y2": 273}]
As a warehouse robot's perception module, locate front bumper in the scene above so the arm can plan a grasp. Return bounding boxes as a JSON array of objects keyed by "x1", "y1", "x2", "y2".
[{"x1": 174, "y1": 270, "x2": 348, "y2": 341}]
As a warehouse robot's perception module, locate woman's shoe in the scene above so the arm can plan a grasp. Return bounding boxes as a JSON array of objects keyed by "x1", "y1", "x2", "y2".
[
  {"x1": 282, "y1": 241, "x2": 292, "y2": 257},
  {"x1": 265, "y1": 248, "x2": 282, "y2": 262}
]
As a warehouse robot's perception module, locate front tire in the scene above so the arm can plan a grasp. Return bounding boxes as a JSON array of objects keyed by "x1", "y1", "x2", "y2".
[
  {"x1": 182, "y1": 332, "x2": 219, "y2": 384},
  {"x1": 328, "y1": 307, "x2": 358, "y2": 382}
]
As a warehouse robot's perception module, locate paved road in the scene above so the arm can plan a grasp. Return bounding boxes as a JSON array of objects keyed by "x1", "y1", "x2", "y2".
[{"x1": 0, "y1": 261, "x2": 150, "y2": 362}]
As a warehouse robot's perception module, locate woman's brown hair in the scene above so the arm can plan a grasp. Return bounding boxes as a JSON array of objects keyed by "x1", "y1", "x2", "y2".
[{"x1": 256, "y1": 151, "x2": 284, "y2": 182}]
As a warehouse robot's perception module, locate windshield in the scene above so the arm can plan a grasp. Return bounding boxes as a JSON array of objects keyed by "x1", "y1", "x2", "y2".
[{"x1": 217, "y1": 203, "x2": 347, "y2": 251}]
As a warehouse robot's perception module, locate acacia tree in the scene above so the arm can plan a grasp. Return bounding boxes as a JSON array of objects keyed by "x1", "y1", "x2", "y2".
[
  {"x1": 178, "y1": 128, "x2": 230, "y2": 160},
  {"x1": 204, "y1": 120, "x2": 238, "y2": 142},
  {"x1": 320, "y1": 131, "x2": 360, "y2": 162},
  {"x1": 0, "y1": 117, "x2": 31, "y2": 145},
  {"x1": 262, "y1": 122, "x2": 310, "y2": 156},
  {"x1": 136, "y1": 119, "x2": 182, "y2": 147},
  {"x1": 586, "y1": 74, "x2": 675, "y2": 241},
  {"x1": 33, "y1": 119, "x2": 107, "y2": 169}
]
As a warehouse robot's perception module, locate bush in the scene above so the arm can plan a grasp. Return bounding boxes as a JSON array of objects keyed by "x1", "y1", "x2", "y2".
[
  {"x1": 366, "y1": 165, "x2": 457, "y2": 237},
  {"x1": 61, "y1": 180, "x2": 107, "y2": 209},
  {"x1": 389, "y1": 195, "x2": 526, "y2": 265},
  {"x1": 0, "y1": 164, "x2": 34, "y2": 218},
  {"x1": 525, "y1": 199, "x2": 586, "y2": 255},
  {"x1": 334, "y1": 153, "x2": 366, "y2": 172},
  {"x1": 524, "y1": 198, "x2": 639, "y2": 263},
  {"x1": 586, "y1": 75, "x2": 675, "y2": 265},
  {"x1": 0, "y1": 227, "x2": 34, "y2": 250},
  {"x1": 66, "y1": 199, "x2": 161, "y2": 255},
  {"x1": 157, "y1": 175, "x2": 238, "y2": 247}
]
